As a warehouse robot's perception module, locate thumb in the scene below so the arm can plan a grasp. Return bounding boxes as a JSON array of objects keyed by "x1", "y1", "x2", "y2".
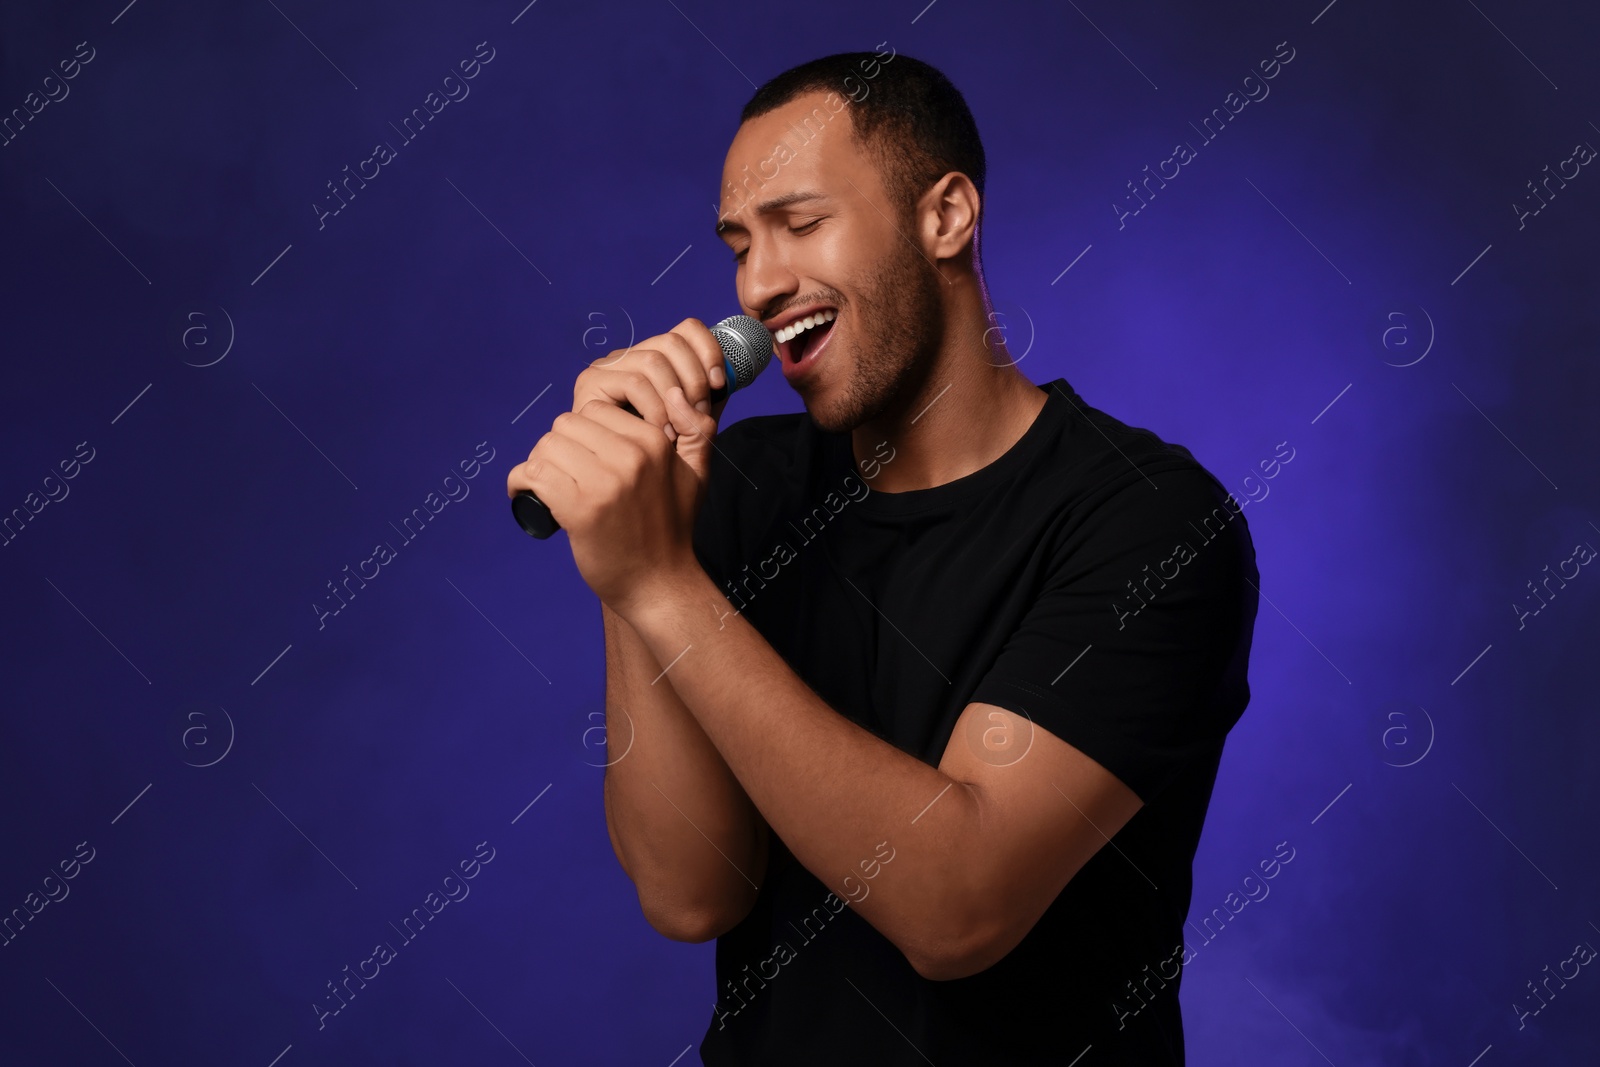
[{"x1": 664, "y1": 386, "x2": 719, "y2": 479}]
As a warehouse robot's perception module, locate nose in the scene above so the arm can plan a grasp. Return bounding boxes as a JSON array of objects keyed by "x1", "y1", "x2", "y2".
[{"x1": 737, "y1": 234, "x2": 799, "y2": 324}]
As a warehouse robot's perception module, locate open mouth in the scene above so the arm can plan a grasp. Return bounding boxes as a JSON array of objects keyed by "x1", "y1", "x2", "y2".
[{"x1": 777, "y1": 308, "x2": 837, "y2": 364}]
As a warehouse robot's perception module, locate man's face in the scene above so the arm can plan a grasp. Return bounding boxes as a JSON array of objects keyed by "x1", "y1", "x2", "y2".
[{"x1": 717, "y1": 91, "x2": 943, "y2": 434}]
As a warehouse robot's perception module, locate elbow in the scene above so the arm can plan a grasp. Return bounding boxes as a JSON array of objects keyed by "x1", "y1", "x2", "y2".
[
  {"x1": 904, "y1": 911, "x2": 1020, "y2": 982},
  {"x1": 907, "y1": 943, "x2": 990, "y2": 982},
  {"x1": 639, "y1": 888, "x2": 756, "y2": 943},
  {"x1": 643, "y1": 901, "x2": 746, "y2": 943},
  {"x1": 908, "y1": 937, "x2": 1012, "y2": 982}
]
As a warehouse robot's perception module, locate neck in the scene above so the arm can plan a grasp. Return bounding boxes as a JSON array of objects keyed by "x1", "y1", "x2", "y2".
[{"x1": 850, "y1": 275, "x2": 1048, "y2": 494}]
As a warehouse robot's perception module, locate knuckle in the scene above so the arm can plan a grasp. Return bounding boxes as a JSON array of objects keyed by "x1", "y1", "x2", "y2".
[{"x1": 621, "y1": 439, "x2": 651, "y2": 469}]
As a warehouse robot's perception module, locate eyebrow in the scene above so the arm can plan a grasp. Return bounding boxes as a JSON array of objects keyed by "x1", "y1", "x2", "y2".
[{"x1": 715, "y1": 190, "x2": 829, "y2": 239}]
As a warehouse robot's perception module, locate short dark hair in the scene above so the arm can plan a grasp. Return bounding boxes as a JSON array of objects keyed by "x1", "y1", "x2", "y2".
[{"x1": 738, "y1": 51, "x2": 986, "y2": 225}]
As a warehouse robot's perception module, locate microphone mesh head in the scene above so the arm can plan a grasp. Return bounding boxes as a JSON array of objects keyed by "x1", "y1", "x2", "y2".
[{"x1": 712, "y1": 315, "x2": 775, "y2": 392}]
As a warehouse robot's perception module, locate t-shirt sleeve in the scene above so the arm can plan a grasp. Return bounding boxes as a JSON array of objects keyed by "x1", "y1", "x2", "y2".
[{"x1": 966, "y1": 465, "x2": 1259, "y2": 803}]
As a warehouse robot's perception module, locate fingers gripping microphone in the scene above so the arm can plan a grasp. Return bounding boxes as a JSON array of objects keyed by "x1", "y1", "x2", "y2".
[{"x1": 511, "y1": 314, "x2": 774, "y2": 539}]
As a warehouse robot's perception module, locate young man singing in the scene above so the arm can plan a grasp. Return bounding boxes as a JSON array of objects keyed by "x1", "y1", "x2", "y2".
[{"x1": 507, "y1": 51, "x2": 1260, "y2": 1065}]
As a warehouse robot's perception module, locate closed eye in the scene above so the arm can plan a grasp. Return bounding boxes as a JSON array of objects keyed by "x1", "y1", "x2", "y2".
[{"x1": 731, "y1": 219, "x2": 824, "y2": 263}]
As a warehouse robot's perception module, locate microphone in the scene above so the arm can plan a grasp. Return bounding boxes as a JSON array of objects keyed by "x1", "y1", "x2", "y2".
[{"x1": 511, "y1": 314, "x2": 774, "y2": 539}]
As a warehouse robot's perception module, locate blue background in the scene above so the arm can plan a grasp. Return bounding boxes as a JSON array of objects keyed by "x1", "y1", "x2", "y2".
[{"x1": 2, "y1": 0, "x2": 1597, "y2": 1063}]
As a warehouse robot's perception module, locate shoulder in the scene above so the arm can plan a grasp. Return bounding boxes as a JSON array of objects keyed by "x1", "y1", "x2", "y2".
[
  {"x1": 1033, "y1": 383, "x2": 1257, "y2": 573},
  {"x1": 1040, "y1": 381, "x2": 1237, "y2": 524}
]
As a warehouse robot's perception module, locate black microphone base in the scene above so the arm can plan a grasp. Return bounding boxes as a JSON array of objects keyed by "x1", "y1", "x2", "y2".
[{"x1": 512, "y1": 491, "x2": 561, "y2": 539}]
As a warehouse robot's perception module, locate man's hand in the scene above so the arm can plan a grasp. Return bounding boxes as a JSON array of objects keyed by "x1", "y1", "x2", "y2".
[
  {"x1": 505, "y1": 318, "x2": 728, "y2": 611},
  {"x1": 575, "y1": 316, "x2": 732, "y2": 432}
]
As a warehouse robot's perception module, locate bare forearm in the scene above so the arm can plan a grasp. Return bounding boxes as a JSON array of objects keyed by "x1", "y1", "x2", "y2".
[
  {"x1": 616, "y1": 569, "x2": 985, "y2": 969},
  {"x1": 600, "y1": 601, "x2": 767, "y2": 935}
]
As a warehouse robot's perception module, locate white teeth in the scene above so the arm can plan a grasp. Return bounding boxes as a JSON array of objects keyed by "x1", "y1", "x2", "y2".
[{"x1": 777, "y1": 310, "x2": 836, "y2": 346}]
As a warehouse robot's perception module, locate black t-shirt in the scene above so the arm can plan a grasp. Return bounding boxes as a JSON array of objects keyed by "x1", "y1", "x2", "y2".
[{"x1": 690, "y1": 377, "x2": 1259, "y2": 1065}]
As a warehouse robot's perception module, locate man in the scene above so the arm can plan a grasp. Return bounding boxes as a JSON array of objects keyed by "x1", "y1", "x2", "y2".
[{"x1": 507, "y1": 50, "x2": 1259, "y2": 1065}]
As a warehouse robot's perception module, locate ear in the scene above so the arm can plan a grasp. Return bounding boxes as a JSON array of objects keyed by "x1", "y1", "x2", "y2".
[{"x1": 920, "y1": 171, "x2": 980, "y2": 261}]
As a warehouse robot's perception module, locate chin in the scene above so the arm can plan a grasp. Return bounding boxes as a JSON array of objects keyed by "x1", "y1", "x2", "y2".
[
  {"x1": 795, "y1": 383, "x2": 853, "y2": 434},
  {"x1": 802, "y1": 398, "x2": 852, "y2": 435}
]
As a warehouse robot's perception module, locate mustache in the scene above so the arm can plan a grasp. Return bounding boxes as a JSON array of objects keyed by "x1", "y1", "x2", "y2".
[{"x1": 763, "y1": 291, "x2": 847, "y2": 322}]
